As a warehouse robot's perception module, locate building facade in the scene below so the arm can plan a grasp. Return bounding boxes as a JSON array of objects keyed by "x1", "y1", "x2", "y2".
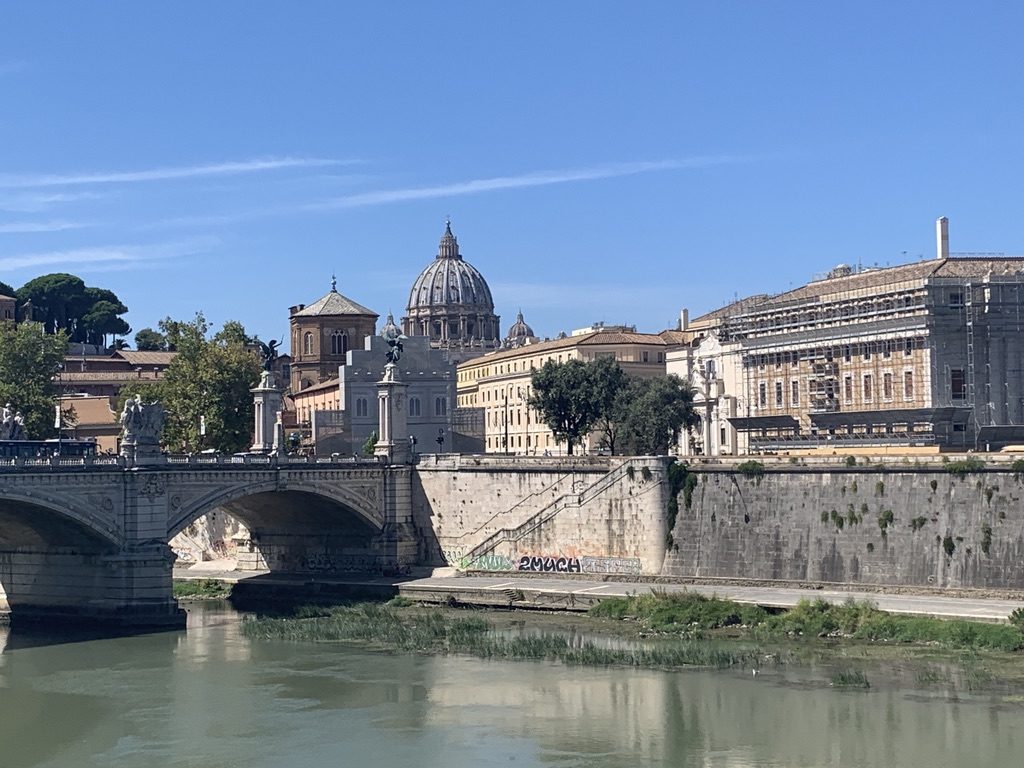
[
  {"x1": 289, "y1": 278, "x2": 378, "y2": 392},
  {"x1": 457, "y1": 329, "x2": 681, "y2": 454},
  {"x1": 670, "y1": 219, "x2": 1024, "y2": 454},
  {"x1": 402, "y1": 221, "x2": 501, "y2": 364}
]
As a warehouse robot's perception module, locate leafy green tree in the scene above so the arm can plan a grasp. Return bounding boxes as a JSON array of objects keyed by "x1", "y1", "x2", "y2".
[
  {"x1": 0, "y1": 322, "x2": 69, "y2": 438},
  {"x1": 362, "y1": 430, "x2": 378, "y2": 456},
  {"x1": 618, "y1": 375, "x2": 698, "y2": 456},
  {"x1": 125, "y1": 314, "x2": 261, "y2": 453},
  {"x1": 590, "y1": 357, "x2": 630, "y2": 454},
  {"x1": 134, "y1": 327, "x2": 167, "y2": 351},
  {"x1": 529, "y1": 359, "x2": 603, "y2": 455},
  {"x1": 213, "y1": 319, "x2": 251, "y2": 347}
]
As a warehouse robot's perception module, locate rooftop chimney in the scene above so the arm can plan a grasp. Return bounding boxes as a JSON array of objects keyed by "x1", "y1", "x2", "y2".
[{"x1": 936, "y1": 217, "x2": 949, "y2": 260}]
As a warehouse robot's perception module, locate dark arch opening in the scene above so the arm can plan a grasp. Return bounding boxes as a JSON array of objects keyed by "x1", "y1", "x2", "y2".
[
  {"x1": 0, "y1": 498, "x2": 119, "y2": 624},
  {"x1": 171, "y1": 489, "x2": 384, "y2": 576}
]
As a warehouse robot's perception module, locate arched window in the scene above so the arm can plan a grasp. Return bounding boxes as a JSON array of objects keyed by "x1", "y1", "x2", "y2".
[
  {"x1": 330, "y1": 331, "x2": 348, "y2": 356},
  {"x1": 409, "y1": 397, "x2": 421, "y2": 417},
  {"x1": 303, "y1": 332, "x2": 314, "y2": 355},
  {"x1": 355, "y1": 398, "x2": 368, "y2": 418},
  {"x1": 435, "y1": 397, "x2": 447, "y2": 416}
]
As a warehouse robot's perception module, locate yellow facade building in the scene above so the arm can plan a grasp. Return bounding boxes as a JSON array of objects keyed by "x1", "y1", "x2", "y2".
[{"x1": 456, "y1": 327, "x2": 685, "y2": 454}]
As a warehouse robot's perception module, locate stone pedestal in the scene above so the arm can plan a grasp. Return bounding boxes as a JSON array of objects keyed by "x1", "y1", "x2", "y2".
[
  {"x1": 375, "y1": 363, "x2": 410, "y2": 464},
  {"x1": 251, "y1": 371, "x2": 283, "y2": 454}
]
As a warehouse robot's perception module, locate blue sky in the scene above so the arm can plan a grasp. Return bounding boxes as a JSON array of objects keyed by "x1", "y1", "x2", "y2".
[{"x1": 2, "y1": 2, "x2": 1024, "y2": 345}]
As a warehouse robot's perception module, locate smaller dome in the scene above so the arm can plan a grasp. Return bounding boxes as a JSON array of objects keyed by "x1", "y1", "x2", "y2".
[{"x1": 505, "y1": 310, "x2": 535, "y2": 348}]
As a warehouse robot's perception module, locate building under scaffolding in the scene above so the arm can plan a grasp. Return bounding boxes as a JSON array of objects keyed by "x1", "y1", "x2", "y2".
[{"x1": 670, "y1": 218, "x2": 1024, "y2": 454}]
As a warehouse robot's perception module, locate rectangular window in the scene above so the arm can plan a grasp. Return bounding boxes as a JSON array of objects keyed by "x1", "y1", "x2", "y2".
[
  {"x1": 775, "y1": 382, "x2": 783, "y2": 407},
  {"x1": 642, "y1": 351, "x2": 649, "y2": 363},
  {"x1": 904, "y1": 371, "x2": 914, "y2": 399},
  {"x1": 863, "y1": 374, "x2": 873, "y2": 401},
  {"x1": 863, "y1": 343, "x2": 872, "y2": 361},
  {"x1": 950, "y1": 291, "x2": 964, "y2": 308},
  {"x1": 883, "y1": 341, "x2": 891, "y2": 358},
  {"x1": 843, "y1": 345, "x2": 851, "y2": 362},
  {"x1": 951, "y1": 369, "x2": 967, "y2": 400},
  {"x1": 883, "y1": 372, "x2": 893, "y2": 399},
  {"x1": 791, "y1": 380, "x2": 799, "y2": 406},
  {"x1": 905, "y1": 338, "x2": 913, "y2": 356},
  {"x1": 844, "y1": 376, "x2": 853, "y2": 403},
  {"x1": 758, "y1": 383, "x2": 767, "y2": 407}
]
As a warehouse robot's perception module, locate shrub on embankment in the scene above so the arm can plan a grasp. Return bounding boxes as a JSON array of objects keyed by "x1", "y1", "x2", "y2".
[{"x1": 589, "y1": 593, "x2": 1024, "y2": 652}]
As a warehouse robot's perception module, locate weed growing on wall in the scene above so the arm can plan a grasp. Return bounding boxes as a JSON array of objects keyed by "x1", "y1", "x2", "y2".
[
  {"x1": 982, "y1": 524, "x2": 993, "y2": 555},
  {"x1": 877, "y1": 509, "x2": 894, "y2": 536},
  {"x1": 736, "y1": 460, "x2": 765, "y2": 480},
  {"x1": 945, "y1": 457, "x2": 986, "y2": 476},
  {"x1": 909, "y1": 516, "x2": 928, "y2": 532},
  {"x1": 943, "y1": 536, "x2": 956, "y2": 557}
]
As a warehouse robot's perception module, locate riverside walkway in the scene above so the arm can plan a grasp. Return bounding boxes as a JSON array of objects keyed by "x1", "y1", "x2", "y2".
[{"x1": 175, "y1": 563, "x2": 1024, "y2": 622}]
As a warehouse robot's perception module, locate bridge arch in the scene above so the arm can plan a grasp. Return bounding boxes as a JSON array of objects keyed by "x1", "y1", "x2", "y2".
[
  {"x1": 0, "y1": 490, "x2": 121, "y2": 550},
  {"x1": 168, "y1": 479, "x2": 384, "y2": 541}
]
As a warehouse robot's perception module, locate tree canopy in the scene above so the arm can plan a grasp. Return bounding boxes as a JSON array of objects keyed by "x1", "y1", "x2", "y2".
[
  {"x1": 134, "y1": 327, "x2": 168, "y2": 351},
  {"x1": 529, "y1": 358, "x2": 696, "y2": 456},
  {"x1": 14, "y1": 273, "x2": 130, "y2": 347},
  {"x1": 124, "y1": 313, "x2": 261, "y2": 453},
  {"x1": 0, "y1": 280, "x2": 15, "y2": 298},
  {"x1": 0, "y1": 322, "x2": 69, "y2": 438}
]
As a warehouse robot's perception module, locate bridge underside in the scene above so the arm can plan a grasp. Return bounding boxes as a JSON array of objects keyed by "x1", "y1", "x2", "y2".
[
  {"x1": 211, "y1": 490, "x2": 410, "y2": 574},
  {"x1": 0, "y1": 500, "x2": 183, "y2": 628}
]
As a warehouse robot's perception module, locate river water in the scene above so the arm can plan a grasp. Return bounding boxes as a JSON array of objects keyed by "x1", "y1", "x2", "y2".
[{"x1": 2, "y1": 602, "x2": 1022, "y2": 768}]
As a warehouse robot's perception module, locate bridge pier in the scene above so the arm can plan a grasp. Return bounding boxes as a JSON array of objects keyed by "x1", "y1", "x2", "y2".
[{"x1": 0, "y1": 544, "x2": 183, "y2": 628}]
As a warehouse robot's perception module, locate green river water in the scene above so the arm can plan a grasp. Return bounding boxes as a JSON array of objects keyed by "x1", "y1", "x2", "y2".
[{"x1": 1, "y1": 602, "x2": 1022, "y2": 768}]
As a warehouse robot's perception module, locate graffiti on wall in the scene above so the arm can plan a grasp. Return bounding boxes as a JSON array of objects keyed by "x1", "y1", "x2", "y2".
[
  {"x1": 579, "y1": 556, "x2": 641, "y2": 575},
  {"x1": 443, "y1": 550, "x2": 515, "y2": 571},
  {"x1": 517, "y1": 555, "x2": 582, "y2": 573},
  {"x1": 445, "y1": 548, "x2": 642, "y2": 575}
]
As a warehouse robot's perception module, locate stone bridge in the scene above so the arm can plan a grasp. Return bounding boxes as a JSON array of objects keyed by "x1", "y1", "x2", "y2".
[{"x1": 0, "y1": 454, "x2": 415, "y2": 627}]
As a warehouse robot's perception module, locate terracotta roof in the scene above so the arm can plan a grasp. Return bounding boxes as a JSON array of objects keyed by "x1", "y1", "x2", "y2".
[
  {"x1": 0, "y1": 294, "x2": 15, "y2": 301},
  {"x1": 293, "y1": 289, "x2": 377, "y2": 318},
  {"x1": 458, "y1": 330, "x2": 670, "y2": 368},
  {"x1": 292, "y1": 377, "x2": 340, "y2": 396},
  {"x1": 61, "y1": 371, "x2": 162, "y2": 382},
  {"x1": 576, "y1": 332, "x2": 670, "y2": 346},
  {"x1": 113, "y1": 350, "x2": 177, "y2": 366}
]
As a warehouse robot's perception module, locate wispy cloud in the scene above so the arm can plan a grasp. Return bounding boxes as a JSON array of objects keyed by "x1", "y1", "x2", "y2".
[
  {"x1": 0, "y1": 190, "x2": 110, "y2": 213},
  {"x1": 306, "y1": 156, "x2": 746, "y2": 210},
  {"x1": 0, "y1": 220, "x2": 92, "y2": 234},
  {"x1": 0, "y1": 157, "x2": 351, "y2": 189},
  {"x1": 0, "y1": 237, "x2": 218, "y2": 272}
]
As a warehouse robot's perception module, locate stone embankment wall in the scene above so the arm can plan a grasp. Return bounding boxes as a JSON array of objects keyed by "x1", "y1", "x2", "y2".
[
  {"x1": 412, "y1": 455, "x2": 672, "y2": 574},
  {"x1": 663, "y1": 459, "x2": 1024, "y2": 590}
]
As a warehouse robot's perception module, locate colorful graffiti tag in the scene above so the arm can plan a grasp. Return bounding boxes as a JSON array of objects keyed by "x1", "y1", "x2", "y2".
[{"x1": 517, "y1": 555, "x2": 582, "y2": 573}]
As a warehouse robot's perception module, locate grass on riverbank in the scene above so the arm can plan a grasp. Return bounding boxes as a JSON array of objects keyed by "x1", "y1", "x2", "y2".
[
  {"x1": 241, "y1": 602, "x2": 767, "y2": 670},
  {"x1": 590, "y1": 592, "x2": 1024, "y2": 652},
  {"x1": 173, "y1": 579, "x2": 231, "y2": 600}
]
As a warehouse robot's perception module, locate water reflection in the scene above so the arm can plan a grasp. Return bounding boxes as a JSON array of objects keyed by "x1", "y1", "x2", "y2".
[{"x1": 0, "y1": 603, "x2": 1021, "y2": 768}]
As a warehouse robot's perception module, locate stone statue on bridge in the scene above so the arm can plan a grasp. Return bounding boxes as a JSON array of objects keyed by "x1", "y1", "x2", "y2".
[
  {"x1": 0, "y1": 404, "x2": 26, "y2": 441},
  {"x1": 120, "y1": 395, "x2": 165, "y2": 463}
]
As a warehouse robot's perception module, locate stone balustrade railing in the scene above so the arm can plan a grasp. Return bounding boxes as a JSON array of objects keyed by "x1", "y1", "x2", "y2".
[{"x1": 0, "y1": 453, "x2": 385, "y2": 471}]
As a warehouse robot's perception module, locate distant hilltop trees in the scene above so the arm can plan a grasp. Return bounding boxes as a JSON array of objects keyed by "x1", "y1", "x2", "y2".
[{"x1": 1, "y1": 273, "x2": 130, "y2": 349}]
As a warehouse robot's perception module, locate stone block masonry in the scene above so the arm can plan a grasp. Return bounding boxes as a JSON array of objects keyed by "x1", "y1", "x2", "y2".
[
  {"x1": 663, "y1": 461, "x2": 1024, "y2": 590},
  {"x1": 413, "y1": 455, "x2": 671, "y2": 574}
]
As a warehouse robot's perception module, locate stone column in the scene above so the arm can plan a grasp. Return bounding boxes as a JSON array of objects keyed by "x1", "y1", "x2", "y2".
[
  {"x1": 251, "y1": 371, "x2": 283, "y2": 454},
  {"x1": 375, "y1": 363, "x2": 410, "y2": 464}
]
